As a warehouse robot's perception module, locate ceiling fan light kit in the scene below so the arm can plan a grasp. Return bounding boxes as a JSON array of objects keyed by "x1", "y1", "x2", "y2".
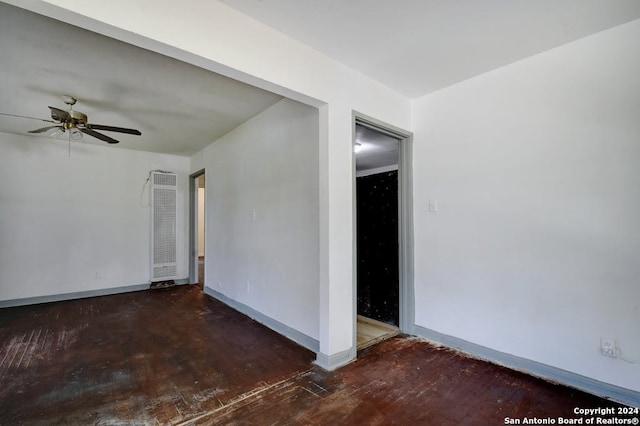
[
  {"x1": 49, "y1": 126, "x2": 65, "y2": 139},
  {"x1": 69, "y1": 127, "x2": 84, "y2": 141}
]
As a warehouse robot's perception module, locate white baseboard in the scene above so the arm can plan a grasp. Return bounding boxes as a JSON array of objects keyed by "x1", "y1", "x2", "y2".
[
  {"x1": 0, "y1": 283, "x2": 151, "y2": 308},
  {"x1": 315, "y1": 347, "x2": 357, "y2": 371},
  {"x1": 203, "y1": 286, "x2": 319, "y2": 353},
  {"x1": 413, "y1": 325, "x2": 640, "y2": 408},
  {"x1": 0, "y1": 278, "x2": 192, "y2": 308}
]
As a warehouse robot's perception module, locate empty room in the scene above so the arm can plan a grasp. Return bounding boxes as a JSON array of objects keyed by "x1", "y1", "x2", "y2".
[{"x1": 1, "y1": 1, "x2": 638, "y2": 424}]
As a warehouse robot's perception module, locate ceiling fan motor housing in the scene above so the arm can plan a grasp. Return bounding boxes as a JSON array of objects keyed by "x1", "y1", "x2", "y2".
[
  {"x1": 50, "y1": 108, "x2": 87, "y2": 125},
  {"x1": 68, "y1": 110, "x2": 87, "y2": 125}
]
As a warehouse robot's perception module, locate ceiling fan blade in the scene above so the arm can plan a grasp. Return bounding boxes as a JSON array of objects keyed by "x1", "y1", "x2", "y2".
[
  {"x1": 87, "y1": 124, "x2": 141, "y2": 135},
  {"x1": 0, "y1": 112, "x2": 56, "y2": 123},
  {"x1": 80, "y1": 127, "x2": 119, "y2": 144},
  {"x1": 28, "y1": 125, "x2": 64, "y2": 134},
  {"x1": 48, "y1": 106, "x2": 70, "y2": 122}
]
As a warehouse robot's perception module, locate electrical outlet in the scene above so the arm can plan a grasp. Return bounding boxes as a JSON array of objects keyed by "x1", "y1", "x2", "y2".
[{"x1": 600, "y1": 338, "x2": 617, "y2": 358}]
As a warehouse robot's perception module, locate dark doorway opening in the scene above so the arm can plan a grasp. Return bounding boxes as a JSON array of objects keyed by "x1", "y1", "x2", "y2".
[{"x1": 356, "y1": 170, "x2": 399, "y2": 326}]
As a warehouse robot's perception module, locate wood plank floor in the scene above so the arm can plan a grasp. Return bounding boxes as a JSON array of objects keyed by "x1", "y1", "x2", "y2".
[
  {"x1": 0, "y1": 285, "x2": 626, "y2": 425},
  {"x1": 357, "y1": 315, "x2": 399, "y2": 350},
  {"x1": 198, "y1": 256, "x2": 205, "y2": 288}
]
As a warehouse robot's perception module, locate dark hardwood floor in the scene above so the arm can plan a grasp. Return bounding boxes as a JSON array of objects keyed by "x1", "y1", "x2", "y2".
[
  {"x1": 198, "y1": 256, "x2": 204, "y2": 288},
  {"x1": 0, "y1": 285, "x2": 626, "y2": 425}
]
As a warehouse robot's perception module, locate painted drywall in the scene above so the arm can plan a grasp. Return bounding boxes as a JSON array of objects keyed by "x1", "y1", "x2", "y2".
[
  {"x1": 191, "y1": 98, "x2": 319, "y2": 341},
  {"x1": 0, "y1": 133, "x2": 190, "y2": 302},
  {"x1": 10, "y1": 0, "x2": 412, "y2": 360},
  {"x1": 412, "y1": 19, "x2": 640, "y2": 391},
  {"x1": 197, "y1": 187, "x2": 205, "y2": 257}
]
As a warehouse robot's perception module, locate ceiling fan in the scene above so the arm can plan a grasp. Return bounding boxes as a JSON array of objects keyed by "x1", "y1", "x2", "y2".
[{"x1": 1, "y1": 95, "x2": 141, "y2": 144}]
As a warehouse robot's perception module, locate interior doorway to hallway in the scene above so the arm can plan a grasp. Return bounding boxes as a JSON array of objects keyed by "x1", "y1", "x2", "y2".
[
  {"x1": 353, "y1": 114, "x2": 413, "y2": 350},
  {"x1": 189, "y1": 170, "x2": 206, "y2": 288}
]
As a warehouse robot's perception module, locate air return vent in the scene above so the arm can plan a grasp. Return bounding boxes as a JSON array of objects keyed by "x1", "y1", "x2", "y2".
[
  {"x1": 150, "y1": 171, "x2": 178, "y2": 282},
  {"x1": 153, "y1": 172, "x2": 177, "y2": 187}
]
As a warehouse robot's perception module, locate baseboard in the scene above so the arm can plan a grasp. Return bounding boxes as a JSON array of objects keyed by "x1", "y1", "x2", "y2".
[
  {"x1": 315, "y1": 347, "x2": 357, "y2": 371},
  {"x1": 0, "y1": 283, "x2": 151, "y2": 308},
  {"x1": 203, "y1": 286, "x2": 319, "y2": 353},
  {"x1": 413, "y1": 325, "x2": 640, "y2": 408}
]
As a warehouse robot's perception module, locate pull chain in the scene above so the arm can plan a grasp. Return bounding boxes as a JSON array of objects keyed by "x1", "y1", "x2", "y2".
[{"x1": 68, "y1": 103, "x2": 72, "y2": 157}]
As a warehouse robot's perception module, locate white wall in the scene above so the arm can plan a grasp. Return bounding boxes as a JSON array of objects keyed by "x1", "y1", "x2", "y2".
[
  {"x1": 412, "y1": 19, "x2": 640, "y2": 392},
  {"x1": 191, "y1": 99, "x2": 319, "y2": 341},
  {"x1": 0, "y1": 133, "x2": 190, "y2": 301},
  {"x1": 13, "y1": 0, "x2": 412, "y2": 361}
]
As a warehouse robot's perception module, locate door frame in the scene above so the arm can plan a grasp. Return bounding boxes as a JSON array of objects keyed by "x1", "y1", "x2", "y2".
[
  {"x1": 352, "y1": 111, "x2": 414, "y2": 343},
  {"x1": 189, "y1": 169, "x2": 205, "y2": 285}
]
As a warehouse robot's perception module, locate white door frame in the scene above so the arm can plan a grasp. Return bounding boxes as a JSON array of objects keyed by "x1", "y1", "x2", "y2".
[
  {"x1": 352, "y1": 112, "x2": 415, "y2": 345},
  {"x1": 189, "y1": 169, "x2": 205, "y2": 285}
]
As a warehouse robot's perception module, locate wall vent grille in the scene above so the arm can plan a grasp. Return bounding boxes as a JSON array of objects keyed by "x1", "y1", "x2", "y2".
[
  {"x1": 150, "y1": 172, "x2": 178, "y2": 282},
  {"x1": 153, "y1": 172, "x2": 177, "y2": 187}
]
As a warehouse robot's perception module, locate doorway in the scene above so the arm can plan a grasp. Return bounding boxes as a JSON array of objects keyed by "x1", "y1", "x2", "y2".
[
  {"x1": 353, "y1": 114, "x2": 413, "y2": 350},
  {"x1": 189, "y1": 170, "x2": 206, "y2": 287}
]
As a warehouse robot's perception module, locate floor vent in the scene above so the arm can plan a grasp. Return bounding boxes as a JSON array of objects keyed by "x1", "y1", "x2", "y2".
[{"x1": 150, "y1": 171, "x2": 178, "y2": 282}]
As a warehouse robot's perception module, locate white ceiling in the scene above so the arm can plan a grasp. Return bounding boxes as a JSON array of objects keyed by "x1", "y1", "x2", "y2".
[
  {"x1": 0, "y1": 2, "x2": 283, "y2": 156},
  {"x1": 355, "y1": 125, "x2": 398, "y2": 172},
  {"x1": 221, "y1": 0, "x2": 640, "y2": 98},
  {"x1": 3, "y1": 2, "x2": 640, "y2": 157}
]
